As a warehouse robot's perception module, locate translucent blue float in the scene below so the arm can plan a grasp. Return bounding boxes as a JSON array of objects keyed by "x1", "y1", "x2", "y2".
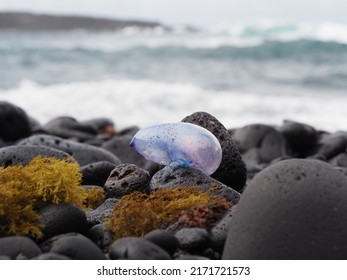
[{"x1": 130, "y1": 122, "x2": 222, "y2": 177}]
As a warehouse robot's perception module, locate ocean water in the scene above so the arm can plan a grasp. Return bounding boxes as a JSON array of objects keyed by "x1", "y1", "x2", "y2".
[{"x1": 1, "y1": 21, "x2": 347, "y2": 131}]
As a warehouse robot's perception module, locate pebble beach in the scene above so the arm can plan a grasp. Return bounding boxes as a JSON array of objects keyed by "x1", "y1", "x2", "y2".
[{"x1": 1, "y1": 100, "x2": 347, "y2": 260}]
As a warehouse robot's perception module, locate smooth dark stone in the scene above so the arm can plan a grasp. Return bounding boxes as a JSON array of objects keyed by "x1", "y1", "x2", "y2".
[
  {"x1": 233, "y1": 124, "x2": 285, "y2": 163},
  {"x1": 81, "y1": 161, "x2": 117, "y2": 186},
  {"x1": 0, "y1": 145, "x2": 71, "y2": 167},
  {"x1": 42, "y1": 116, "x2": 97, "y2": 141},
  {"x1": 80, "y1": 117, "x2": 115, "y2": 134},
  {"x1": 87, "y1": 223, "x2": 113, "y2": 249},
  {"x1": 223, "y1": 159, "x2": 347, "y2": 260},
  {"x1": 39, "y1": 203, "x2": 88, "y2": 240},
  {"x1": 39, "y1": 232, "x2": 82, "y2": 252},
  {"x1": 150, "y1": 166, "x2": 240, "y2": 205},
  {"x1": 0, "y1": 236, "x2": 41, "y2": 259},
  {"x1": 330, "y1": 153, "x2": 347, "y2": 167},
  {"x1": 102, "y1": 135, "x2": 154, "y2": 170},
  {"x1": 28, "y1": 116, "x2": 41, "y2": 131},
  {"x1": 109, "y1": 237, "x2": 171, "y2": 260},
  {"x1": 0, "y1": 101, "x2": 31, "y2": 142},
  {"x1": 182, "y1": 112, "x2": 247, "y2": 191},
  {"x1": 279, "y1": 120, "x2": 318, "y2": 157},
  {"x1": 50, "y1": 235, "x2": 107, "y2": 260},
  {"x1": 144, "y1": 229, "x2": 179, "y2": 256},
  {"x1": 104, "y1": 163, "x2": 151, "y2": 198},
  {"x1": 210, "y1": 206, "x2": 236, "y2": 252},
  {"x1": 86, "y1": 198, "x2": 119, "y2": 225},
  {"x1": 317, "y1": 133, "x2": 347, "y2": 160},
  {"x1": 32, "y1": 252, "x2": 71, "y2": 260},
  {"x1": 174, "y1": 228, "x2": 211, "y2": 254},
  {"x1": 84, "y1": 134, "x2": 113, "y2": 146},
  {"x1": 18, "y1": 134, "x2": 121, "y2": 166},
  {"x1": 174, "y1": 254, "x2": 209, "y2": 260}
]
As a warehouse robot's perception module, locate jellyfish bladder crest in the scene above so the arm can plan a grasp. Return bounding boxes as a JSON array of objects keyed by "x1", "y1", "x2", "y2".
[{"x1": 130, "y1": 123, "x2": 222, "y2": 178}]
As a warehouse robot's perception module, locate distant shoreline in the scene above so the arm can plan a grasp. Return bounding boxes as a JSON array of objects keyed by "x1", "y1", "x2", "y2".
[{"x1": 0, "y1": 12, "x2": 164, "y2": 31}]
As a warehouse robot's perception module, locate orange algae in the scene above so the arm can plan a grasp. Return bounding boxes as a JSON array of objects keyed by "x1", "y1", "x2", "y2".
[
  {"x1": 0, "y1": 156, "x2": 87, "y2": 238},
  {"x1": 106, "y1": 186, "x2": 232, "y2": 239}
]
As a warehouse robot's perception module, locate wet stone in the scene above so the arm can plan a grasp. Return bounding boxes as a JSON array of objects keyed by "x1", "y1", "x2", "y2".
[
  {"x1": 42, "y1": 116, "x2": 97, "y2": 141},
  {"x1": 86, "y1": 198, "x2": 119, "y2": 225},
  {"x1": 150, "y1": 166, "x2": 240, "y2": 205},
  {"x1": 174, "y1": 227, "x2": 211, "y2": 255},
  {"x1": 32, "y1": 252, "x2": 71, "y2": 260},
  {"x1": 50, "y1": 235, "x2": 107, "y2": 260},
  {"x1": 81, "y1": 161, "x2": 117, "y2": 186},
  {"x1": 144, "y1": 229, "x2": 179, "y2": 256},
  {"x1": 88, "y1": 223, "x2": 113, "y2": 249},
  {"x1": 223, "y1": 159, "x2": 347, "y2": 260},
  {"x1": 0, "y1": 101, "x2": 32, "y2": 142},
  {"x1": 182, "y1": 111, "x2": 247, "y2": 192},
  {"x1": 0, "y1": 236, "x2": 41, "y2": 259},
  {"x1": 210, "y1": 206, "x2": 237, "y2": 252},
  {"x1": 39, "y1": 203, "x2": 88, "y2": 240},
  {"x1": 39, "y1": 232, "x2": 83, "y2": 253},
  {"x1": 279, "y1": 120, "x2": 318, "y2": 157},
  {"x1": 330, "y1": 153, "x2": 347, "y2": 167},
  {"x1": 18, "y1": 134, "x2": 121, "y2": 166},
  {"x1": 232, "y1": 124, "x2": 285, "y2": 163},
  {"x1": 109, "y1": 237, "x2": 171, "y2": 260},
  {"x1": 0, "y1": 145, "x2": 71, "y2": 167},
  {"x1": 316, "y1": 133, "x2": 347, "y2": 160},
  {"x1": 104, "y1": 163, "x2": 151, "y2": 198}
]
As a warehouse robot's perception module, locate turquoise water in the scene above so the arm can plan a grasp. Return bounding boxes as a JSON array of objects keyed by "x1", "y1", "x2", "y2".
[{"x1": 0, "y1": 22, "x2": 347, "y2": 130}]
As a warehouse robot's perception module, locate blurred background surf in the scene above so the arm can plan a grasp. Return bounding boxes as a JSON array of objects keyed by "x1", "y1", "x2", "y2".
[{"x1": 0, "y1": 0, "x2": 346, "y2": 131}]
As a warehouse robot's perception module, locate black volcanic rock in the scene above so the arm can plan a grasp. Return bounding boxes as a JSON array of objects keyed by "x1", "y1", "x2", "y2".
[
  {"x1": 150, "y1": 166, "x2": 241, "y2": 204},
  {"x1": 0, "y1": 145, "x2": 72, "y2": 166},
  {"x1": 0, "y1": 101, "x2": 31, "y2": 142},
  {"x1": 18, "y1": 134, "x2": 121, "y2": 166},
  {"x1": 279, "y1": 120, "x2": 318, "y2": 157},
  {"x1": 50, "y1": 235, "x2": 107, "y2": 260},
  {"x1": 316, "y1": 133, "x2": 347, "y2": 160},
  {"x1": 81, "y1": 161, "x2": 117, "y2": 186},
  {"x1": 42, "y1": 116, "x2": 97, "y2": 141},
  {"x1": 0, "y1": 236, "x2": 41, "y2": 259},
  {"x1": 223, "y1": 159, "x2": 347, "y2": 259},
  {"x1": 232, "y1": 124, "x2": 285, "y2": 163},
  {"x1": 104, "y1": 163, "x2": 151, "y2": 198},
  {"x1": 0, "y1": 12, "x2": 162, "y2": 31},
  {"x1": 182, "y1": 112, "x2": 246, "y2": 191},
  {"x1": 109, "y1": 237, "x2": 171, "y2": 260},
  {"x1": 39, "y1": 203, "x2": 88, "y2": 240}
]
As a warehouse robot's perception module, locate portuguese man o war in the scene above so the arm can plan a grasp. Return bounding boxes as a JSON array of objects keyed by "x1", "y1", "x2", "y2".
[{"x1": 130, "y1": 122, "x2": 222, "y2": 179}]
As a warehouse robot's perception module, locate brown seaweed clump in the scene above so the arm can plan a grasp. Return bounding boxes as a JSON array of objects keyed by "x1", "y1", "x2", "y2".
[
  {"x1": 106, "y1": 186, "x2": 232, "y2": 239},
  {"x1": 0, "y1": 156, "x2": 88, "y2": 238}
]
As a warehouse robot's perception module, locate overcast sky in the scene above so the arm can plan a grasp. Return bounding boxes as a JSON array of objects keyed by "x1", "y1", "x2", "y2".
[{"x1": 0, "y1": 0, "x2": 346, "y2": 27}]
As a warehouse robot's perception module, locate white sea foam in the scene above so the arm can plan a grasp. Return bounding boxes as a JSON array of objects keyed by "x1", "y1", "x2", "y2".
[{"x1": 0, "y1": 79, "x2": 345, "y2": 132}]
